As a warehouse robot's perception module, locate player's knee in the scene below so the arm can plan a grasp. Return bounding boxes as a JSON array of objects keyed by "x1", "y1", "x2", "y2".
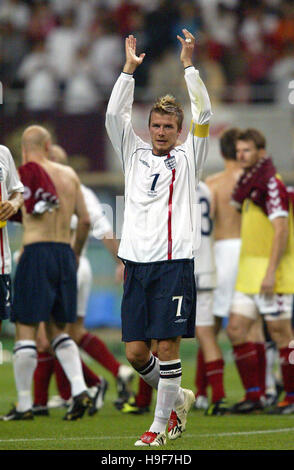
[
  {"x1": 266, "y1": 322, "x2": 292, "y2": 349},
  {"x1": 157, "y1": 339, "x2": 179, "y2": 361},
  {"x1": 36, "y1": 337, "x2": 51, "y2": 353},
  {"x1": 227, "y1": 320, "x2": 245, "y2": 344},
  {"x1": 196, "y1": 326, "x2": 213, "y2": 342},
  {"x1": 125, "y1": 347, "x2": 148, "y2": 369},
  {"x1": 68, "y1": 325, "x2": 83, "y2": 344}
]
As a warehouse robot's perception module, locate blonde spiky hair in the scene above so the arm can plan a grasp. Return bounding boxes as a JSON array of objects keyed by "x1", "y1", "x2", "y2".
[{"x1": 148, "y1": 95, "x2": 184, "y2": 131}]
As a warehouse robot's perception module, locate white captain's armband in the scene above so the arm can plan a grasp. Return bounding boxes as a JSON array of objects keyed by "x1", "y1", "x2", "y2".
[{"x1": 189, "y1": 121, "x2": 210, "y2": 138}]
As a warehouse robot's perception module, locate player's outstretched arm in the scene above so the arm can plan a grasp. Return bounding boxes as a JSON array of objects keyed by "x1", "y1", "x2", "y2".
[
  {"x1": 73, "y1": 175, "x2": 91, "y2": 264},
  {"x1": 179, "y1": 29, "x2": 212, "y2": 180},
  {"x1": 106, "y1": 35, "x2": 145, "y2": 170},
  {"x1": 179, "y1": 28, "x2": 212, "y2": 124},
  {"x1": 123, "y1": 35, "x2": 145, "y2": 75}
]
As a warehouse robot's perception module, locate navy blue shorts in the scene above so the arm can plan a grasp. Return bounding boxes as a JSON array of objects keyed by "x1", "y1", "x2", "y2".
[
  {"x1": 11, "y1": 242, "x2": 77, "y2": 325},
  {"x1": 121, "y1": 259, "x2": 196, "y2": 342},
  {"x1": 0, "y1": 275, "x2": 11, "y2": 321}
]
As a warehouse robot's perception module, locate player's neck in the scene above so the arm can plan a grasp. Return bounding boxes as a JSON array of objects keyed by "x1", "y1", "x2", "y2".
[
  {"x1": 26, "y1": 153, "x2": 48, "y2": 165},
  {"x1": 224, "y1": 160, "x2": 241, "y2": 172}
]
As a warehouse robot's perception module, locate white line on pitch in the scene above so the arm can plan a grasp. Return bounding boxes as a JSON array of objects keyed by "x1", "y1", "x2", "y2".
[{"x1": 0, "y1": 427, "x2": 293, "y2": 443}]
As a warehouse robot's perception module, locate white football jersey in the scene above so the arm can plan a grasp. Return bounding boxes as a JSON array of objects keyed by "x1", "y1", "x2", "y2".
[
  {"x1": 106, "y1": 67, "x2": 212, "y2": 263},
  {"x1": 0, "y1": 146, "x2": 24, "y2": 274},
  {"x1": 195, "y1": 181, "x2": 217, "y2": 289},
  {"x1": 71, "y1": 184, "x2": 112, "y2": 256}
]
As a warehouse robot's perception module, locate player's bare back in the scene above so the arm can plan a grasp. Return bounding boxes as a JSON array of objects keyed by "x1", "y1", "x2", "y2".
[
  {"x1": 206, "y1": 166, "x2": 242, "y2": 240},
  {"x1": 22, "y1": 160, "x2": 80, "y2": 246}
]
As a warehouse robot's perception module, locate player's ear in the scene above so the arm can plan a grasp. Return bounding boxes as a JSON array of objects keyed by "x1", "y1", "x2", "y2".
[{"x1": 44, "y1": 138, "x2": 51, "y2": 155}]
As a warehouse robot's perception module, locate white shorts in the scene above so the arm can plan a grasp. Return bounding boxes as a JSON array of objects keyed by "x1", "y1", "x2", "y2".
[
  {"x1": 213, "y1": 238, "x2": 241, "y2": 318},
  {"x1": 77, "y1": 256, "x2": 93, "y2": 318},
  {"x1": 231, "y1": 291, "x2": 293, "y2": 322},
  {"x1": 195, "y1": 290, "x2": 214, "y2": 327}
]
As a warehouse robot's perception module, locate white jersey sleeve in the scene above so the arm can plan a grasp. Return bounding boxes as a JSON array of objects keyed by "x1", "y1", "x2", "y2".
[
  {"x1": 71, "y1": 185, "x2": 113, "y2": 257},
  {"x1": 195, "y1": 181, "x2": 217, "y2": 289},
  {"x1": 0, "y1": 146, "x2": 24, "y2": 274},
  {"x1": 183, "y1": 66, "x2": 212, "y2": 184},
  {"x1": 105, "y1": 73, "x2": 147, "y2": 174},
  {"x1": 0, "y1": 146, "x2": 24, "y2": 196},
  {"x1": 81, "y1": 185, "x2": 112, "y2": 239}
]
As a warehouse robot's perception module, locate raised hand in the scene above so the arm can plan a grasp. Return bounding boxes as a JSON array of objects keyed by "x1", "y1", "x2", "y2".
[
  {"x1": 123, "y1": 35, "x2": 146, "y2": 74},
  {"x1": 177, "y1": 29, "x2": 195, "y2": 68}
]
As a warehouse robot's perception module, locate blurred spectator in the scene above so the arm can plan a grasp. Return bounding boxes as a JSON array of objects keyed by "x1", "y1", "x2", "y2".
[
  {"x1": 49, "y1": 0, "x2": 77, "y2": 16},
  {"x1": 27, "y1": 1, "x2": 56, "y2": 42},
  {"x1": 115, "y1": 0, "x2": 141, "y2": 37},
  {"x1": 0, "y1": 20, "x2": 29, "y2": 87},
  {"x1": 17, "y1": 39, "x2": 59, "y2": 111},
  {"x1": 171, "y1": 1, "x2": 203, "y2": 49},
  {"x1": 238, "y1": 2, "x2": 277, "y2": 102},
  {"x1": 89, "y1": 17, "x2": 123, "y2": 96},
  {"x1": 46, "y1": 9, "x2": 84, "y2": 82},
  {"x1": 143, "y1": 0, "x2": 178, "y2": 61},
  {"x1": 273, "y1": 0, "x2": 294, "y2": 50},
  {"x1": 200, "y1": 2, "x2": 238, "y2": 54},
  {"x1": 270, "y1": 41, "x2": 294, "y2": 106},
  {"x1": 239, "y1": 2, "x2": 279, "y2": 55},
  {"x1": 64, "y1": 44, "x2": 101, "y2": 113},
  {"x1": 75, "y1": 0, "x2": 97, "y2": 32},
  {"x1": 0, "y1": 0, "x2": 293, "y2": 108},
  {"x1": 0, "y1": 0, "x2": 30, "y2": 32}
]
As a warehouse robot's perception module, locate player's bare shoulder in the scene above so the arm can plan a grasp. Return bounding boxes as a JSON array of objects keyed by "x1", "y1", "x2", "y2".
[
  {"x1": 205, "y1": 171, "x2": 227, "y2": 200},
  {"x1": 205, "y1": 171, "x2": 225, "y2": 188},
  {"x1": 45, "y1": 160, "x2": 78, "y2": 193}
]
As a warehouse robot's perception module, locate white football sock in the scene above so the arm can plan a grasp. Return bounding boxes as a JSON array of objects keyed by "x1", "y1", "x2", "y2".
[
  {"x1": 52, "y1": 334, "x2": 86, "y2": 397},
  {"x1": 13, "y1": 340, "x2": 37, "y2": 412},
  {"x1": 136, "y1": 353, "x2": 160, "y2": 389},
  {"x1": 265, "y1": 342, "x2": 277, "y2": 393},
  {"x1": 149, "y1": 359, "x2": 182, "y2": 434}
]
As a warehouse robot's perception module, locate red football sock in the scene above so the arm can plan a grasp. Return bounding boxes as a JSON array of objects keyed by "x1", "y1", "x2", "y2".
[
  {"x1": 279, "y1": 347, "x2": 294, "y2": 403},
  {"x1": 255, "y1": 342, "x2": 266, "y2": 396},
  {"x1": 79, "y1": 332, "x2": 120, "y2": 377},
  {"x1": 81, "y1": 360, "x2": 101, "y2": 387},
  {"x1": 206, "y1": 359, "x2": 226, "y2": 403},
  {"x1": 233, "y1": 342, "x2": 261, "y2": 401},
  {"x1": 195, "y1": 348, "x2": 208, "y2": 397},
  {"x1": 54, "y1": 358, "x2": 71, "y2": 400},
  {"x1": 135, "y1": 377, "x2": 153, "y2": 408},
  {"x1": 33, "y1": 352, "x2": 54, "y2": 406}
]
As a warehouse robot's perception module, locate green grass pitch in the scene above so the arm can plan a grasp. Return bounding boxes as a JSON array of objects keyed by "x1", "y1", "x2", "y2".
[{"x1": 0, "y1": 334, "x2": 293, "y2": 451}]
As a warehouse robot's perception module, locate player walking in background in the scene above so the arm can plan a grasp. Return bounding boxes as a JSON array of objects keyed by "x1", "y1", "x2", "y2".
[
  {"x1": 1, "y1": 125, "x2": 92, "y2": 421},
  {"x1": 194, "y1": 181, "x2": 228, "y2": 416},
  {"x1": 33, "y1": 144, "x2": 134, "y2": 414},
  {"x1": 194, "y1": 128, "x2": 242, "y2": 410},
  {"x1": 0, "y1": 146, "x2": 23, "y2": 333},
  {"x1": 106, "y1": 29, "x2": 212, "y2": 446},
  {"x1": 228, "y1": 128, "x2": 294, "y2": 415}
]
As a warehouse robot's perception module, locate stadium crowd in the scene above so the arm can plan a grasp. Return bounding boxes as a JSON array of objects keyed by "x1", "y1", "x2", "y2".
[{"x1": 1, "y1": 0, "x2": 294, "y2": 111}]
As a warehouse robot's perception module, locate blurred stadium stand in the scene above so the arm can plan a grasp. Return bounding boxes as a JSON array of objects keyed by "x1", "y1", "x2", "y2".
[{"x1": 1, "y1": 0, "x2": 294, "y2": 332}]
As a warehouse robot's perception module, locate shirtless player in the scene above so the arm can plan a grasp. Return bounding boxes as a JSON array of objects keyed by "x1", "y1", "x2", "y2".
[{"x1": 1, "y1": 125, "x2": 92, "y2": 421}]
